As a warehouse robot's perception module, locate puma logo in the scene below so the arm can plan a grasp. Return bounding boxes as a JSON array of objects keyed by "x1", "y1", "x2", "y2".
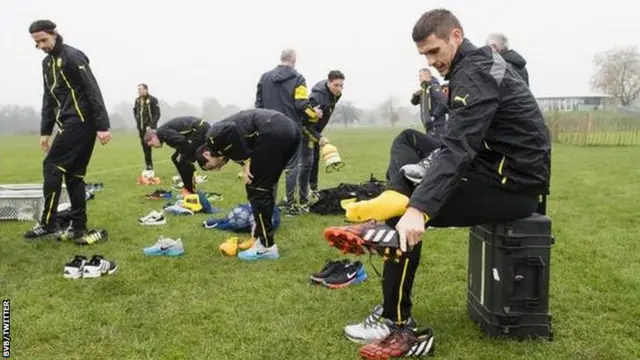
[{"x1": 453, "y1": 94, "x2": 470, "y2": 106}]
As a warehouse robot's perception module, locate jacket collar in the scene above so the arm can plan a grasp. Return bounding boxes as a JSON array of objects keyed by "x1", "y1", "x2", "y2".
[{"x1": 445, "y1": 38, "x2": 477, "y2": 80}]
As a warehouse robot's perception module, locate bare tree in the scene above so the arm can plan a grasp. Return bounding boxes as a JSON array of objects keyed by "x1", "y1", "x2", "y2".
[
  {"x1": 591, "y1": 46, "x2": 640, "y2": 106},
  {"x1": 378, "y1": 97, "x2": 400, "y2": 127},
  {"x1": 333, "y1": 101, "x2": 360, "y2": 128}
]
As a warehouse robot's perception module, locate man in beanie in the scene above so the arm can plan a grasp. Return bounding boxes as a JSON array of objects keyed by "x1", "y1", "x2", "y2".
[
  {"x1": 144, "y1": 116, "x2": 211, "y2": 194},
  {"x1": 24, "y1": 20, "x2": 112, "y2": 244}
]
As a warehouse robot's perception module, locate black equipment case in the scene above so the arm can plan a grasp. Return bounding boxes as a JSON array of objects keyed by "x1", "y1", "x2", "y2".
[{"x1": 467, "y1": 213, "x2": 554, "y2": 340}]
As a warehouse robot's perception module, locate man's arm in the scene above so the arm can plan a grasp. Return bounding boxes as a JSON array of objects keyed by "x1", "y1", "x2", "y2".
[
  {"x1": 255, "y1": 74, "x2": 264, "y2": 108},
  {"x1": 133, "y1": 100, "x2": 139, "y2": 121},
  {"x1": 429, "y1": 84, "x2": 449, "y2": 118},
  {"x1": 207, "y1": 122, "x2": 251, "y2": 163},
  {"x1": 41, "y1": 64, "x2": 56, "y2": 136},
  {"x1": 301, "y1": 95, "x2": 323, "y2": 141},
  {"x1": 293, "y1": 75, "x2": 319, "y2": 121},
  {"x1": 150, "y1": 96, "x2": 161, "y2": 129},
  {"x1": 66, "y1": 52, "x2": 110, "y2": 131},
  {"x1": 157, "y1": 126, "x2": 187, "y2": 150},
  {"x1": 410, "y1": 90, "x2": 421, "y2": 106},
  {"x1": 408, "y1": 67, "x2": 501, "y2": 218}
]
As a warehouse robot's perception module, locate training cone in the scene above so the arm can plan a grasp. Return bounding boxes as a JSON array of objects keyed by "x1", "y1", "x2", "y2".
[{"x1": 320, "y1": 143, "x2": 345, "y2": 173}]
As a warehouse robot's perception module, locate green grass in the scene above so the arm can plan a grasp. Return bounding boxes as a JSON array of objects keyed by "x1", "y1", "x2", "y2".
[{"x1": 1, "y1": 129, "x2": 640, "y2": 360}]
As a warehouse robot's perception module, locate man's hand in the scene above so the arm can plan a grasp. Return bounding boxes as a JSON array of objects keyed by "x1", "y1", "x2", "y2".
[
  {"x1": 39, "y1": 136, "x2": 50, "y2": 153},
  {"x1": 319, "y1": 137, "x2": 329, "y2": 146},
  {"x1": 314, "y1": 106, "x2": 323, "y2": 119},
  {"x1": 395, "y1": 207, "x2": 428, "y2": 252},
  {"x1": 242, "y1": 161, "x2": 253, "y2": 185},
  {"x1": 97, "y1": 131, "x2": 111, "y2": 145}
]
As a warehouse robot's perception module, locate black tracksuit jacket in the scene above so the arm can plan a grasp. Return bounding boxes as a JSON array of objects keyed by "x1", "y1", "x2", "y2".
[
  {"x1": 409, "y1": 39, "x2": 551, "y2": 218},
  {"x1": 40, "y1": 41, "x2": 110, "y2": 136}
]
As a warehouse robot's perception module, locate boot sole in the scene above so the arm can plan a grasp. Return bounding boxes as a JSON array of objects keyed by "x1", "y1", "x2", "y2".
[
  {"x1": 323, "y1": 228, "x2": 403, "y2": 260},
  {"x1": 323, "y1": 228, "x2": 368, "y2": 255}
]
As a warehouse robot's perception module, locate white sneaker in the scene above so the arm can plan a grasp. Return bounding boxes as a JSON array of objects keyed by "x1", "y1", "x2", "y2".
[
  {"x1": 237, "y1": 239, "x2": 280, "y2": 261},
  {"x1": 63, "y1": 255, "x2": 88, "y2": 279},
  {"x1": 139, "y1": 210, "x2": 166, "y2": 225},
  {"x1": 142, "y1": 169, "x2": 155, "y2": 179},
  {"x1": 344, "y1": 304, "x2": 417, "y2": 344},
  {"x1": 82, "y1": 255, "x2": 117, "y2": 278},
  {"x1": 143, "y1": 237, "x2": 185, "y2": 256}
]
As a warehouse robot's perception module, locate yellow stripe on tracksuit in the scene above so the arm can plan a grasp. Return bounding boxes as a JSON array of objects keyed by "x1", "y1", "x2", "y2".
[
  {"x1": 397, "y1": 258, "x2": 410, "y2": 324},
  {"x1": 258, "y1": 213, "x2": 268, "y2": 243},
  {"x1": 49, "y1": 60, "x2": 63, "y2": 129},
  {"x1": 483, "y1": 142, "x2": 508, "y2": 184},
  {"x1": 59, "y1": 67, "x2": 85, "y2": 122},
  {"x1": 497, "y1": 156, "x2": 507, "y2": 184},
  {"x1": 45, "y1": 191, "x2": 56, "y2": 224}
]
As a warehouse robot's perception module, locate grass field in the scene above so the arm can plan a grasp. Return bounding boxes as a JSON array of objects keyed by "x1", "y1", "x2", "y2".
[{"x1": 1, "y1": 128, "x2": 640, "y2": 360}]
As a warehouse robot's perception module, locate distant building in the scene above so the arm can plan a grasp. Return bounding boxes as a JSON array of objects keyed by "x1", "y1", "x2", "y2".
[{"x1": 536, "y1": 95, "x2": 616, "y2": 112}]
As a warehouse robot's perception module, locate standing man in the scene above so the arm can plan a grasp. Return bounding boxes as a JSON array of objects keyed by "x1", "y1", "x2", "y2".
[
  {"x1": 143, "y1": 117, "x2": 210, "y2": 194},
  {"x1": 323, "y1": 9, "x2": 550, "y2": 358},
  {"x1": 486, "y1": 33, "x2": 529, "y2": 86},
  {"x1": 255, "y1": 48, "x2": 321, "y2": 215},
  {"x1": 133, "y1": 83, "x2": 161, "y2": 174},
  {"x1": 301, "y1": 70, "x2": 345, "y2": 204},
  {"x1": 24, "y1": 20, "x2": 112, "y2": 243},
  {"x1": 195, "y1": 109, "x2": 301, "y2": 261},
  {"x1": 410, "y1": 68, "x2": 449, "y2": 138}
]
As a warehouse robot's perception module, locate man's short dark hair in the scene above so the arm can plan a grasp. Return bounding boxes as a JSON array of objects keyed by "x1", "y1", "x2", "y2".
[
  {"x1": 412, "y1": 9, "x2": 464, "y2": 42},
  {"x1": 195, "y1": 145, "x2": 208, "y2": 170},
  {"x1": 327, "y1": 70, "x2": 345, "y2": 81},
  {"x1": 138, "y1": 83, "x2": 149, "y2": 90}
]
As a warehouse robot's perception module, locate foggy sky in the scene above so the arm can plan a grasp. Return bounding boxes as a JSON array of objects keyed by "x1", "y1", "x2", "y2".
[{"x1": 2, "y1": 0, "x2": 638, "y2": 112}]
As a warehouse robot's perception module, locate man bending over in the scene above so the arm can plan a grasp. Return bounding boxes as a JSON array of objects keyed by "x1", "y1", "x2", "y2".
[
  {"x1": 196, "y1": 109, "x2": 300, "y2": 261},
  {"x1": 144, "y1": 116, "x2": 211, "y2": 194}
]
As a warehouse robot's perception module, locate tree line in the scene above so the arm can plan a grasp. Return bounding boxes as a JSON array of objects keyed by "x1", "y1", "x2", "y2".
[{"x1": 0, "y1": 96, "x2": 420, "y2": 135}]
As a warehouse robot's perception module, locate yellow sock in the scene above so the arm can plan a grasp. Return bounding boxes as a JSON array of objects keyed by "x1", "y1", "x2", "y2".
[{"x1": 344, "y1": 190, "x2": 409, "y2": 222}]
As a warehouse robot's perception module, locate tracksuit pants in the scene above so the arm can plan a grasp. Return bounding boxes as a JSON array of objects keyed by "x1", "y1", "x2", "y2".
[
  {"x1": 381, "y1": 129, "x2": 539, "y2": 323},
  {"x1": 40, "y1": 121, "x2": 97, "y2": 230},
  {"x1": 247, "y1": 114, "x2": 300, "y2": 247},
  {"x1": 309, "y1": 142, "x2": 320, "y2": 191},
  {"x1": 138, "y1": 128, "x2": 153, "y2": 169}
]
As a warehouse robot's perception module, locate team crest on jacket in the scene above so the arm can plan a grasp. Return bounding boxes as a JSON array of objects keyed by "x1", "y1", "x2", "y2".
[{"x1": 56, "y1": 58, "x2": 62, "y2": 67}]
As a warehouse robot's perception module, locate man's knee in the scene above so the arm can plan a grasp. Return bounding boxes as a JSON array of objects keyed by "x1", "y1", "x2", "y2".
[
  {"x1": 65, "y1": 173, "x2": 85, "y2": 187},
  {"x1": 394, "y1": 129, "x2": 423, "y2": 144},
  {"x1": 43, "y1": 160, "x2": 65, "y2": 179}
]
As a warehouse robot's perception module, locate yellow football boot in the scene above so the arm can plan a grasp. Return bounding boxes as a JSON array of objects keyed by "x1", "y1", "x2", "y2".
[
  {"x1": 342, "y1": 190, "x2": 409, "y2": 222},
  {"x1": 219, "y1": 237, "x2": 240, "y2": 256}
]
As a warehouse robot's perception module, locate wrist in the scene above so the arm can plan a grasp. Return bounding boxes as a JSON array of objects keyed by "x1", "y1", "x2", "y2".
[{"x1": 407, "y1": 206, "x2": 430, "y2": 222}]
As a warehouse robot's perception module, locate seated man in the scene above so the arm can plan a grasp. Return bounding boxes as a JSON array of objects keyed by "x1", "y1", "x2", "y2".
[
  {"x1": 144, "y1": 116, "x2": 211, "y2": 194},
  {"x1": 195, "y1": 108, "x2": 301, "y2": 261},
  {"x1": 323, "y1": 9, "x2": 551, "y2": 359}
]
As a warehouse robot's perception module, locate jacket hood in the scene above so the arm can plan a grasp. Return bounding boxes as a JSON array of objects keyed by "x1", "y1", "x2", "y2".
[
  {"x1": 271, "y1": 65, "x2": 299, "y2": 83},
  {"x1": 312, "y1": 80, "x2": 327, "y2": 93},
  {"x1": 501, "y1": 49, "x2": 527, "y2": 68}
]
